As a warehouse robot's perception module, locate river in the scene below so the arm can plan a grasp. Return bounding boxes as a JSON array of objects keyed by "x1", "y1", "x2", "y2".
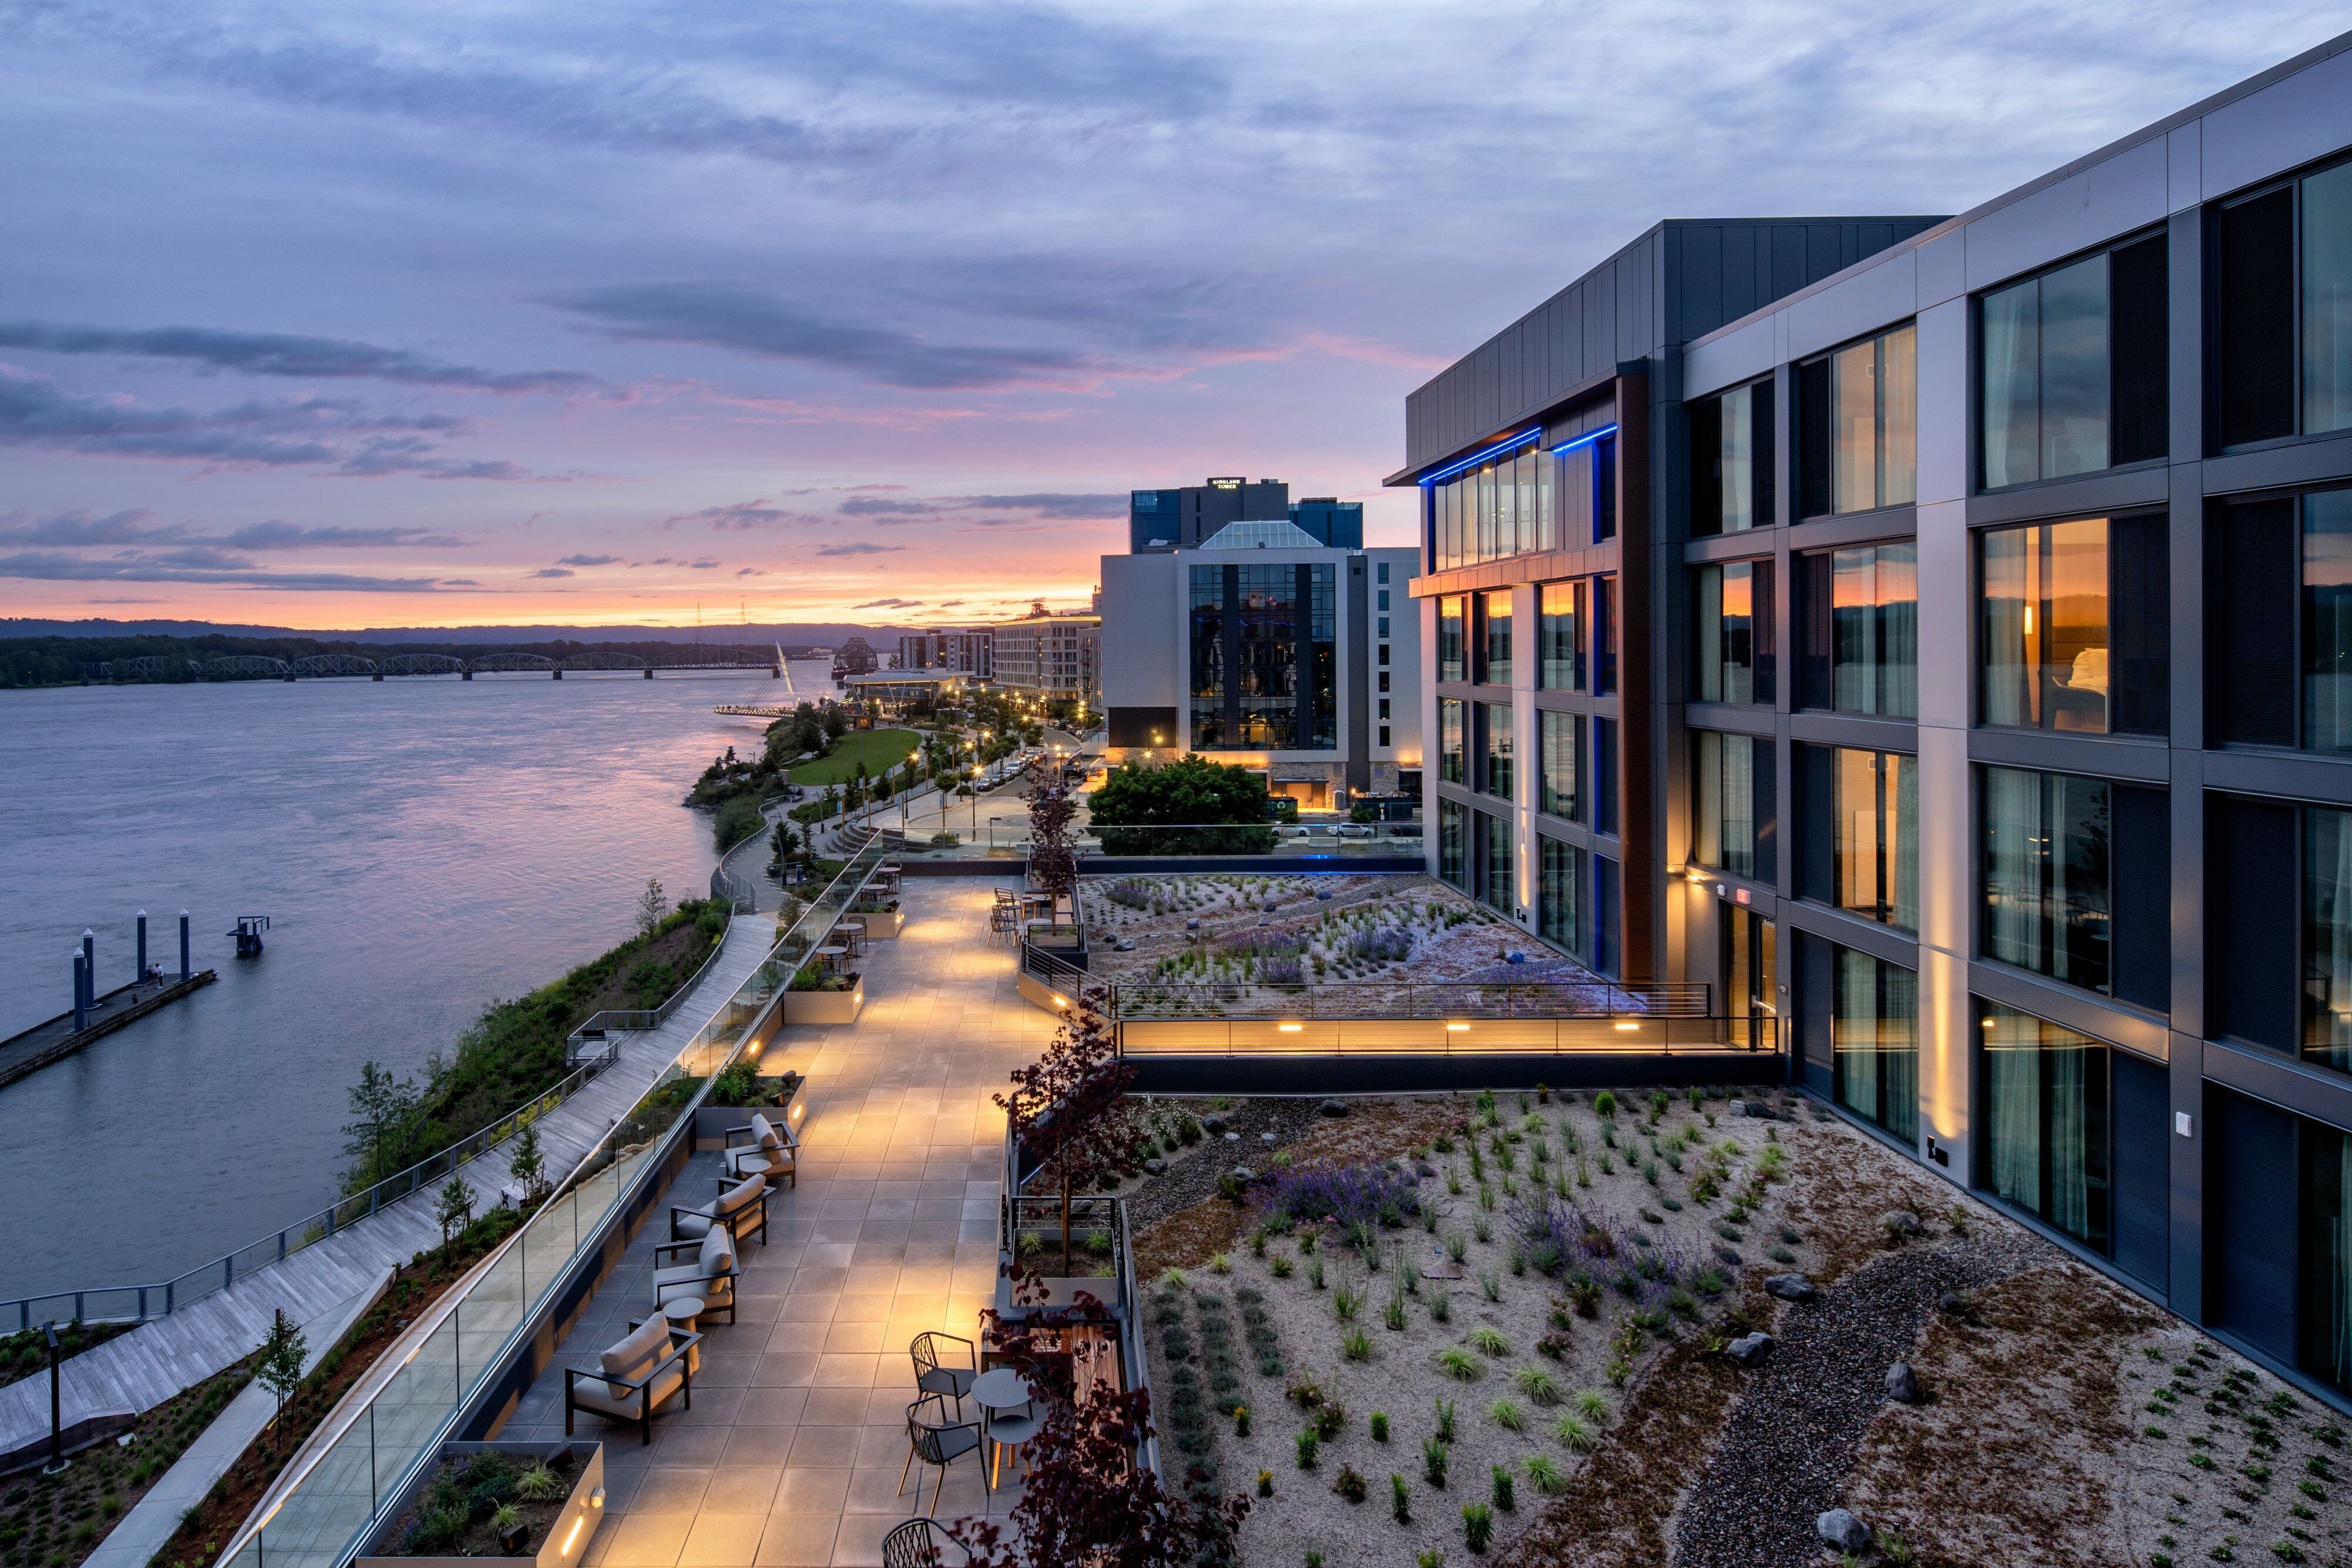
[{"x1": 0, "y1": 663, "x2": 836, "y2": 1303}]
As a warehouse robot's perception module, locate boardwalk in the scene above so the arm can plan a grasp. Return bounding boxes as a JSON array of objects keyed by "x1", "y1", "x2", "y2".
[
  {"x1": 0, "y1": 915, "x2": 779, "y2": 1459},
  {"x1": 497, "y1": 878, "x2": 1051, "y2": 1567}
]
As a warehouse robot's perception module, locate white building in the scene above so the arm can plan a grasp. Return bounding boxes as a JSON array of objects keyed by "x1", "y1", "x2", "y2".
[{"x1": 1099, "y1": 520, "x2": 1421, "y2": 810}]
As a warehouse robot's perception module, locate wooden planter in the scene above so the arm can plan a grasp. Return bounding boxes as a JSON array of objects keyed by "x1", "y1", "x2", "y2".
[
  {"x1": 783, "y1": 977, "x2": 864, "y2": 1024},
  {"x1": 359, "y1": 1440, "x2": 605, "y2": 1568}
]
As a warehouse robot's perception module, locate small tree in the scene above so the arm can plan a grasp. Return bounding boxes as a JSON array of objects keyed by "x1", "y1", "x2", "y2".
[
  {"x1": 770, "y1": 820, "x2": 801, "y2": 868},
  {"x1": 256, "y1": 1309, "x2": 308, "y2": 1450},
  {"x1": 1024, "y1": 761, "x2": 1081, "y2": 904},
  {"x1": 951, "y1": 1378, "x2": 1247, "y2": 1568},
  {"x1": 995, "y1": 990, "x2": 1134, "y2": 1276},
  {"x1": 635, "y1": 877, "x2": 668, "y2": 939},
  {"x1": 508, "y1": 1121, "x2": 547, "y2": 1206},
  {"x1": 342, "y1": 1059, "x2": 420, "y2": 1189},
  {"x1": 435, "y1": 1176, "x2": 476, "y2": 1262}
]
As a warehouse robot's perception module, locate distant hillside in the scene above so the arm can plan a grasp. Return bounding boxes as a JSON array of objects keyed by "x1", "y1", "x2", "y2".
[{"x1": 1, "y1": 617, "x2": 919, "y2": 646}]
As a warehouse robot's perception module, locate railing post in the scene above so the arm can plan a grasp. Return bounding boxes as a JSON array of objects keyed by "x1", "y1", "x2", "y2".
[
  {"x1": 224, "y1": 1256, "x2": 233, "y2": 1289},
  {"x1": 75, "y1": 1290, "x2": 85, "y2": 1323}
]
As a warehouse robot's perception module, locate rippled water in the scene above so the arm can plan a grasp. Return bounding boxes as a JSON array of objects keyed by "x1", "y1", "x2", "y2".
[{"x1": 0, "y1": 666, "x2": 828, "y2": 1302}]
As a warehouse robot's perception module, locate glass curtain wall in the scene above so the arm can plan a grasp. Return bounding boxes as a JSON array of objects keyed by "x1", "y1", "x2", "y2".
[
  {"x1": 1691, "y1": 380, "x2": 1774, "y2": 535},
  {"x1": 1982, "y1": 255, "x2": 2111, "y2": 486},
  {"x1": 2306, "y1": 804, "x2": 2352, "y2": 1075},
  {"x1": 1477, "y1": 810, "x2": 1514, "y2": 913},
  {"x1": 1188, "y1": 566, "x2": 1225, "y2": 747},
  {"x1": 1834, "y1": 748, "x2": 1917, "y2": 929},
  {"x1": 1693, "y1": 729, "x2": 1758, "y2": 877},
  {"x1": 1481, "y1": 591, "x2": 1514, "y2": 686},
  {"x1": 2303, "y1": 1121, "x2": 2352, "y2": 1395},
  {"x1": 2310, "y1": 163, "x2": 2352, "y2": 437},
  {"x1": 1438, "y1": 596, "x2": 1466, "y2": 682},
  {"x1": 1807, "y1": 325, "x2": 1917, "y2": 516},
  {"x1": 2306, "y1": 488, "x2": 2352, "y2": 750},
  {"x1": 1832, "y1": 543, "x2": 1917, "y2": 716},
  {"x1": 1833, "y1": 947, "x2": 1919, "y2": 1142},
  {"x1": 1981, "y1": 1002, "x2": 2112, "y2": 1250},
  {"x1": 1595, "y1": 577, "x2": 1619, "y2": 694},
  {"x1": 1539, "y1": 580, "x2": 1586, "y2": 690},
  {"x1": 1438, "y1": 797, "x2": 1466, "y2": 890},
  {"x1": 1438, "y1": 698, "x2": 1465, "y2": 784},
  {"x1": 1426, "y1": 438, "x2": 1556, "y2": 571},
  {"x1": 2217, "y1": 159, "x2": 2352, "y2": 447},
  {"x1": 1695, "y1": 559, "x2": 1775, "y2": 704},
  {"x1": 1982, "y1": 765, "x2": 2112, "y2": 994},
  {"x1": 1480, "y1": 701, "x2": 1515, "y2": 802},
  {"x1": 1539, "y1": 835, "x2": 1584, "y2": 958},
  {"x1": 1981, "y1": 518, "x2": 2111, "y2": 731},
  {"x1": 1539, "y1": 709, "x2": 1581, "y2": 820}
]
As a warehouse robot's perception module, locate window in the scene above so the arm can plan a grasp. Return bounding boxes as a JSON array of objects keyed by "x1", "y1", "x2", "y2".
[
  {"x1": 1378, "y1": 561, "x2": 1390, "y2": 583},
  {"x1": 1378, "y1": 616, "x2": 1390, "y2": 637},
  {"x1": 1188, "y1": 566, "x2": 1225, "y2": 748},
  {"x1": 1695, "y1": 560, "x2": 1775, "y2": 705},
  {"x1": 1833, "y1": 947, "x2": 1918, "y2": 1143},
  {"x1": 1438, "y1": 699, "x2": 1465, "y2": 785},
  {"x1": 1425, "y1": 436, "x2": 1550, "y2": 571},
  {"x1": 1480, "y1": 591, "x2": 1514, "y2": 685},
  {"x1": 1595, "y1": 718, "x2": 1618, "y2": 836},
  {"x1": 1693, "y1": 730, "x2": 1774, "y2": 881},
  {"x1": 1980, "y1": 514, "x2": 2169, "y2": 735},
  {"x1": 1476, "y1": 810, "x2": 1514, "y2": 913},
  {"x1": 1438, "y1": 596, "x2": 1465, "y2": 683},
  {"x1": 2210, "y1": 485, "x2": 2352, "y2": 750},
  {"x1": 1539, "y1": 710, "x2": 1581, "y2": 820},
  {"x1": 1378, "y1": 699, "x2": 1391, "y2": 720},
  {"x1": 1439, "y1": 797, "x2": 1466, "y2": 890},
  {"x1": 1379, "y1": 671, "x2": 1390, "y2": 693},
  {"x1": 1378, "y1": 643, "x2": 1390, "y2": 667},
  {"x1": 1378, "y1": 726, "x2": 1391, "y2": 747},
  {"x1": 1981, "y1": 1003, "x2": 2112, "y2": 1251},
  {"x1": 1558, "y1": 432, "x2": 1616, "y2": 547},
  {"x1": 2304, "y1": 1119, "x2": 2352, "y2": 1394},
  {"x1": 1594, "y1": 576, "x2": 1619, "y2": 695},
  {"x1": 1800, "y1": 324, "x2": 1917, "y2": 516},
  {"x1": 1538, "y1": 580, "x2": 1585, "y2": 690},
  {"x1": 1979, "y1": 234, "x2": 2168, "y2": 487},
  {"x1": 2308, "y1": 804, "x2": 2352, "y2": 1075},
  {"x1": 1378, "y1": 589, "x2": 1391, "y2": 610},
  {"x1": 1798, "y1": 541, "x2": 1917, "y2": 716},
  {"x1": 1832, "y1": 748, "x2": 1916, "y2": 930},
  {"x1": 2215, "y1": 157, "x2": 2352, "y2": 449},
  {"x1": 1980, "y1": 767, "x2": 2171, "y2": 1008},
  {"x1": 1593, "y1": 855, "x2": 1621, "y2": 977},
  {"x1": 1539, "y1": 835, "x2": 1584, "y2": 958},
  {"x1": 1479, "y1": 701, "x2": 1514, "y2": 801},
  {"x1": 1690, "y1": 379, "x2": 1775, "y2": 533}
]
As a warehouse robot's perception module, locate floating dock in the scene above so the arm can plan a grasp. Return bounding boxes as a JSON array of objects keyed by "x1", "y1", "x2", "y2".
[{"x1": 0, "y1": 971, "x2": 218, "y2": 1090}]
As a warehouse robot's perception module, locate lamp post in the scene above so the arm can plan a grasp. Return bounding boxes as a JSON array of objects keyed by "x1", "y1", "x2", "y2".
[{"x1": 41, "y1": 1322, "x2": 66, "y2": 1475}]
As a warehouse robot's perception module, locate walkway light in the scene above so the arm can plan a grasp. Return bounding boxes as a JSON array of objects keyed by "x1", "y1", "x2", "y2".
[
  {"x1": 1445, "y1": 1022, "x2": 1470, "y2": 1032},
  {"x1": 1277, "y1": 1022, "x2": 1303, "y2": 1033}
]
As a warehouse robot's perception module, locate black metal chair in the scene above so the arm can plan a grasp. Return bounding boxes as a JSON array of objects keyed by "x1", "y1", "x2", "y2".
[
  {"x1": 897, "y1": 1392, "x2": 985, "y2": 1517},
  {"x1": 880, "y1": 1517, "x2": 968, "y2": 1567},
  {"x1": 910, "y1": 1332, "x2": 976, "y2": 1416}
]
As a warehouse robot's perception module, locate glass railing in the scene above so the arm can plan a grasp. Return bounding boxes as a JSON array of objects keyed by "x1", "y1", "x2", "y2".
[{"x1": 218, "y1": 838, "x2": 891, "y2": 1568}]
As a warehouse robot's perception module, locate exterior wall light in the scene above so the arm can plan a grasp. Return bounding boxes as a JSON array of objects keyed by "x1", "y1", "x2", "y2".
[
  {"x1": 1445, "y1": 1022, "x2": 1471, "y2": 1032},
  {"x1": 1277, "y1": 1022, "x2": 1303, "y2": 1032},
  {"x1": 1613, "y1": 1021, "x2": 1639, "y2": 1032}
]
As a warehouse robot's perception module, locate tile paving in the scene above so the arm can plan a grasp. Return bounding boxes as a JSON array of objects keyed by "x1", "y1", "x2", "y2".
[{"x1": 499, "y1": 877, "x2": 1053, "y2": 1567}]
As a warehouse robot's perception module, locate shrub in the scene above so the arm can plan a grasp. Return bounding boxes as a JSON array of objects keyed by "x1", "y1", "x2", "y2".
[
  {"x1": 1308, "y1": 1258, "x2": 1327, "y2": 1290},
  {"x1": 1593, "y1": 1091, "x2": 1617, "y2": 1119},
  {"x1": 1333, "y1": 1282, "x2": 1362, "y2": 1322},
  {"x1": 1516, "y1": 1366, "x2": 1562, "y2": 1404},
  {"x1": 1491, "y1": 1464, "x2": 1516, "y2": 1512},
  {"x1": 1262, "y1": 1164, "x2": 1424, "y2": 1231},
  {"x1": 1392, "y1": 1472, "x2": 1413, "y2": 1524},
  {"x1": 1468, "y1": 1327, "x2": 1510, "y2": 1356},
  {"x1": 1333, "y1": 1464, "x2": 1369, "y2": 1503},
  {"x1": 1434, "y1": 1397, "x2": 1458, "y2": 1442},
  {"x1": 1370, "y1": 1410, "x2": 1391, "y2": 1443},
  {"x1": 1422, "y1": 1437, "x2": 1450, "y2": 1487},
  {"x1": 1296, "y1": 1430, "x2": 1319, "y2": 1469},
  {"x1": 1269, "y1": 1253, "x2": 1294, "y2": 1278},
  {"x1": 1208, "y1": 1252, "x2": 1232, "y2": 1275},
  {"x1": 1312, "y1": 1401, "x2": 1347, "y2": 1441},
  {"x1": 1438, "y1": 1348, "x2": 1481, "y2": 1380},
  {"x1": 1478, "y1": 1269, "x2": 1501, "y2": 1302},
  {"x1": 1462, "y1": 1500, "x2": 1495, "y2": 1553},
  {"x1": 1257, "y1": 1469, "x2": 1274, "y2": 1498},
  {"x1": 1485, "y1": 1398, "x2": 1526, "y2": 1432},
  {"x1": 1553, "y1": 1413, "x2": 1596, "y2": 1452},
  {"x1": 1576, "y1": 1389, "x2": 1609, "y2": 1420},
  {"x1": 1428, "y1": 1292, "x2": 1452, "y2": 1323},
  {"x1": 1523, "y1": 1454, "x2": 1567, "y2": 1495}
]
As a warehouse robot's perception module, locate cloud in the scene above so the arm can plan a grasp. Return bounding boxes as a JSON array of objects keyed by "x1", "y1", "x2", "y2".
[
  {"x1": 0, "y1": 549, "x2": 449, "y2": 591},
  {"x1": 0, "y1": 507, "x2": 469, "y2": 551},
  {"x1": 963, "y1": 493, "x2": 1125, "y2": 520},
  {"x1": 0, "y1": 321, "x2": 603, "y2": 393},
  {"x1": 554, "y1": 553, "x2": 621, "y2": 566},
  {"x1": 442, "y1": 579, "x2": 482, "y2": 586},
  {"x1": 222, "y1": 520, "x2": 472, "y2": 549},
  {"x1": 853, "y1": 597, "x2": 923, "y2": 610},
  {"x1": 815, "y1": 541, "x2": 901, "y2": 557},
  {"x1": 735, "y1": 566, "x2": 761, "y2": 576},
  {"x1": 0, "y1": 369, "x2": 542, "y2": 479},
  {"x1": 654, "y1": 497, "x2": 826, "y2": 531},
  {"x1": 557, "y1": 283, "x2": 1099, "y2": 391},
  {"x1": 528, "y1": 566, "x2": 573, "y2": 578},
  {"x1": 688, "y1": 557, "x2": 720, "y2": 569},
  {"x1": 837, "y1": 497, "x2": 940, "y2": 517}
]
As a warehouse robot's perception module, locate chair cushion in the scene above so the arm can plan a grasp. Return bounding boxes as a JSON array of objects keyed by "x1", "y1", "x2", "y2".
[
  {"x1": 716, "y1": 1174, "x2": 765, "y2": 1215},
  {"x1": 586, "y1": 1316, "x2": 669, "y2": 1402},
  {"x1": 748, "y1": 1112, "x2": 777, "y2": 1148},
  {"x1": 672, "y1": 1209, "x2": 714, "y2": 1240},
  {"x1": 700, "y1": 1227, "x2": 736, "y2": 1277}
]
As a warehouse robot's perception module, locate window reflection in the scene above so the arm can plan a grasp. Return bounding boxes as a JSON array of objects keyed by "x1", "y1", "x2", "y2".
[
  {"x1": 1833, "y1": 947, "x2": 1918, "y2": 1142},
  {"x1": 1823, "y1": 326, "x2": 1916, "y2": 514},
  {"x1": 1830, "y1": 543, "x2": 1917, "y2": 717},
  {"x1": 1980, "y1": 518, "x2": 2110, "y2": 732},
  {"x1": 1833, "y1": 748, "x2": 1916, "y2": 930},
  {"x1": 1982, "y1": 765, "x2": 2112, "y2": 994},
  {"x1": 1538, "y1": 580, "x2": 1585, "y2": 691}
]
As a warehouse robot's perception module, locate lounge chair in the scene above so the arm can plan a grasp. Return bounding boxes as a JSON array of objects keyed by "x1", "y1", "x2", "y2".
[
  {"x1": 671, "y1": 1172, "x2": 769, "y2": 1246},
  {"x1": 722, "y1": 1112, "x2": 798, "y2": 1190},
  {"x1": 651, "y1": 1225, "x2": 739, "y2": 1324},
  {"x1": 564, "y1": 1313, "x2": 701, "y2": 1445}
]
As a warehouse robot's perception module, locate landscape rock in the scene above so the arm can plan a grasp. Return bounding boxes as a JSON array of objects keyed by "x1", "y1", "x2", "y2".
[
  {"x1": 1113, "y1": 938, "x2": 1136, "y2": 951},
  {"x1": 1880, "y1": 1209, "x2": 1924, "y2": 1237},
  {"x1": 1763, "y1": 1272, "x2": 1818, "y2": 1303},
  {"x1": 1185, "y1": 918, "x2": 1201, "y2": 931},
  {"x1": 1201, "y1": 1113, "x2": 1229, "y2": 1136},
  {"x1": 1318, "y1": 1098, "x2": 1351, "y2": 1118},
  {"x1": 1228, "y1": 1166, "x2": 1254, "y2": 1185},
  {"x1": 1315, "y1": 889, "x2": 1332, "y2": 900},
  {"x1": 1143, "y1": 1158, "x2": 1167, "y2": 1176},
  {"x1": 1936, "y1": 1289, "x2": 1968, "y2": 1315},
  {"x1": 1885, "y1": 1360, "x2": 1920, "y2": 1402},
  {"x1": 1224, "y1": 1131, "x2": 1240, "y2": 1142},
  {"x1": 1727, "y1": 1332, "x2": 1774, "y2": 1366},
  {"x1": 1742, "y1": 1098, "x2": 1777, "y2": 1119},
  {"x1": 1261, "y1": 1131, "x2": 1277, "y2": 1144},
  {"x1": 1816, "y1": 1508, "x2": 1872, "y2": 1552}
]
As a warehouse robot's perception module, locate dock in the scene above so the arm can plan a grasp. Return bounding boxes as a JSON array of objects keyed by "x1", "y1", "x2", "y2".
[{"x1": 0, "y1": 971, "x2": 218, "y2": 1089}]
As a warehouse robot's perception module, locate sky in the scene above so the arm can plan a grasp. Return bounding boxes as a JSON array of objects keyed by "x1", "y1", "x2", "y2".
[{"x1": 1, "y1": 1, "x2": 2343, "y2": 631}]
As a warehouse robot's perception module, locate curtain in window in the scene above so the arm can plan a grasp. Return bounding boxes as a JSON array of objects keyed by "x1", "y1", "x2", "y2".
[
  {"x1": 2307, "y1": 805, "x2": 2352, "y2": 1074},
  {"x1": 1983, "y1": 281, "x2": 2040, "y2": 488},
  {"x1": 2306, "y1": 489, "x2": 2352, "y2": 751},
  {"x1": 1986, "y1": 1010, "x2": 2043, "y2": 1213},
  {"x1": 2312, "y1": 1130, "x2": 2352, "y2": 1393},
  {"x1": 1722, "y1": 734, "x2": 1755, "y2": 877},
  {"x1": 2047, "y1": 1042, "x2": 2092, "y2": 1238},
  {"x1": 2306, "y1": 162, "x2": 2352, "y2": 439},
  {"x1": 1980, "y1": 529, "x2": 2033, "y2": 726},
  {"x1": 1835, "y1": 948, "x2": 1879, "y2": 1125},
  {"x1": 1984, "y1": 766, "x2": 2046, "y2": 971},
  {"x1": 1890, "y1": 753, "x2": 1919, "y2": 931}
]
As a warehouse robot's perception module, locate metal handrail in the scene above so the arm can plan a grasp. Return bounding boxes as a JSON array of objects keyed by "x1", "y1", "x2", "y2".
[
  {"x1": 1110, "y1": 979, "x2": 1714, "y2": 1020},
  {"x1": 6, "y1": 911, "x2": 744, "y2": 1332}
]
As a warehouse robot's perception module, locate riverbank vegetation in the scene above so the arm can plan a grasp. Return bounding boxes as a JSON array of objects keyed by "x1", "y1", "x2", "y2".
[{"x1": 338, "y1": 898, "x2": 727, "y2": 1192}]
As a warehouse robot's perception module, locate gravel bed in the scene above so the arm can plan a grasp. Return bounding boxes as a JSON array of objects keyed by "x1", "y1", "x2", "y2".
[
  {"x1": 1673, "y1": 1233, "x2": 2040, "y2": 1566},
  {"x1": 1120, "y1": 1097, "x2": 1324, "y2": 1231}
]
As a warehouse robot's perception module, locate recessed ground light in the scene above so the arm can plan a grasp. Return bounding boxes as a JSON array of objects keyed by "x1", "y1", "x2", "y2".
[
  {"x1": 1446, "y1": 1022, "x2": 1471, "y2": 1032},
  {"x1": 1613, "y1": 1021, "x2": 1638, "y2": 1031},
  {"x1": 1278, "y1": 1022, "x2": 1303, "y2": 1032}
]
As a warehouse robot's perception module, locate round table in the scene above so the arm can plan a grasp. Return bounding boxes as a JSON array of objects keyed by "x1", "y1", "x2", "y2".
[
  {"x1": 660, "y1": 1296, "x2": 704, "y2": 1331},
  {"x1": 972, "y1": 1369, "x2": 1038, "y2": 1488},
  {"x1": 814, "y1": 944, "x2": 847, "y2": 970}
]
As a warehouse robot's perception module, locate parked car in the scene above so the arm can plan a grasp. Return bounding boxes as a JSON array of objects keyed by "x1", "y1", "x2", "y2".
[{"x1": 1336, "y1": 823, "x2": 1375, "y2": 839}]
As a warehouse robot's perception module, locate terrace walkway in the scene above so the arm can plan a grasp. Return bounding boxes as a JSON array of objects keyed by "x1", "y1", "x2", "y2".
[
  {"x1": 498, "y1": 878, "x2": 1050, "y2": 1567},
  {"x1": 0, "y1": 915, "x2": 779, "y2": 1463}
]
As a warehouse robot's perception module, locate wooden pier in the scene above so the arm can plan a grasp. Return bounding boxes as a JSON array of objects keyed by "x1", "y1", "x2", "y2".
[{"x1": 0, "y1": 971, "x2": 218, "y2": 1090}]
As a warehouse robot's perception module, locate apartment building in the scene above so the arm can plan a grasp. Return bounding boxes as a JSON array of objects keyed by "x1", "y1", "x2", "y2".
[
  {"x1": 894, "y1": 628, "x2": 994, "y2": 680},
  {"x1": 991, "y1": 609, "x2": 1101, "y2": 711},
  {"x1": 1392, "y1": 32, "x2": 2352, "y2": 1405},
  {"x1": 1100, "y1": 521, "x2": 1422, "y2": 808}
]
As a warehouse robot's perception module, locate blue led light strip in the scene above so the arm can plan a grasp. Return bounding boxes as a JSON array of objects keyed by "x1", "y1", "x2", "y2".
[
  {"x1": 1419, "y1": 428, "x2": 1542, "y2": 486},
  {"x1": 1550, "y1": 423, "x2": 1619, "y2": 454}
]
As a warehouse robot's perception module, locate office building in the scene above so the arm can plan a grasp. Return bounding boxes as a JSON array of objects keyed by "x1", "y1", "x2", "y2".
[
  {"x1": 1100, "y1": 520, "x2": 1421, "y2": 808},
  {"x1": 1392, "y1": 33, "x2": 2352, "y2": 1405},
  {"x1": 1128, "y1": 477, "x2": 1367, "y2": 553},
  {"x1": 1287, "y1": 497, "x2": 1365, "y2": 549},
  {"x1": 993, "y1": 607, "x2": 1101, "y2": 713}
]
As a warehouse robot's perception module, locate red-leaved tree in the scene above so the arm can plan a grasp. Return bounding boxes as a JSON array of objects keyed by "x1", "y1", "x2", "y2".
[
  {"x1": 1024, "y1": 761, "x2": 1081, "y2": 904},
  {"x1": 995, "y1": 989, "x2": 1134, "y2": 1276}
]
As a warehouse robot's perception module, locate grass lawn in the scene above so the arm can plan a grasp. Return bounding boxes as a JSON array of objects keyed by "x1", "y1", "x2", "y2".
[{"x1": 783, "y1": 726, "x2": 923, "y2": 785}]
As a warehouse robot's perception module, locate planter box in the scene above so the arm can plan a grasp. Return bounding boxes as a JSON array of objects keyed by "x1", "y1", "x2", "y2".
[
  {"x1": 848, "y1": 907, "x2": 904, "y2": 938},
  {"x1": 782, "y1": 977, "x2": 863, "y2": 1025},
  {"x1": 994, "y1": 1270, "x2": 1122, "y2": 1314},
  {"x1": 359, "y1": 1440, "x2": 604, "y2": 1568}
]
